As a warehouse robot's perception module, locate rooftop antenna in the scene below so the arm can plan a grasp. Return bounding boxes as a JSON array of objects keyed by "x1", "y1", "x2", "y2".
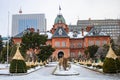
[
  {"x1": 59, "y1": 5, "x2": 61, "y2": 14},
  {"x1": 19, "y1": 7, "x2": 22, "y2": 14},
  {"x1": 77, "y1": 16, "x2": 79, "y2": 20}
]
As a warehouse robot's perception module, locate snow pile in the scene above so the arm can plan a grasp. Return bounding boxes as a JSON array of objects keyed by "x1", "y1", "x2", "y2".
[
  {"x1": 0, "y1": 64, "x2": 9, "y2": 68},
  {"x1": 27, "y1": 66, "x2": 42, "y2": 73},
  {"x1": 0, "y1": 64, "x2": 9, "y2": 75},
  {"x1": 0, "y1": 69, "x2": 9, "y2": 75},
  {"x1": 53, "y1": 64, "x2": 79, "y2": 76}
]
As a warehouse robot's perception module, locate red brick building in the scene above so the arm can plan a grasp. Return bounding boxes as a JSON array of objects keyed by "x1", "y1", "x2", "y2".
[{"x1": 13, "y1": 14, "x2": 110, "y2": 59}]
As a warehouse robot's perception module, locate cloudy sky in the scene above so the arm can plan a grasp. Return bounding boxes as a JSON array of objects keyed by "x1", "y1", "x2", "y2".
[{"x1": 0, "y1": 0, "x2": 120, "y2": 37}]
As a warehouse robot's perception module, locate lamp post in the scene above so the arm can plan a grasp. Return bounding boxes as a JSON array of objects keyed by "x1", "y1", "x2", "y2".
[
  {"x1": 6, "y1": 37, "x2": 9, "y2": 66},
  {"x1": 6, "y1": 11, "x2": 10, "y2": 67}
]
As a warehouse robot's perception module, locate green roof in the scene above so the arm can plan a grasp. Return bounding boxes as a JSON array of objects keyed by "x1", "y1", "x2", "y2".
[{"x1": 54, "y1": 14, "x2": 66, "y2": 24}]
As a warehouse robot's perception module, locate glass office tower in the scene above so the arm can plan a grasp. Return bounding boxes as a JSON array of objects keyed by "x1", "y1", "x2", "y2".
[{"x1": 12, "y1": 14, "x2": 46, "y2": 37}]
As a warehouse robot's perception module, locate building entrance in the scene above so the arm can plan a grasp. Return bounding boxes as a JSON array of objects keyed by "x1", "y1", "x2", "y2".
[{"x1": 58, "y1": 51, "x2": 64, "y2": 59}]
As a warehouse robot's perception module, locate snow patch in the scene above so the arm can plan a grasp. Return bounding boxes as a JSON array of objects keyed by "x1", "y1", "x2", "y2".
[{"x1": 53, "y1": 65, "x2": 79, "y2": 76}]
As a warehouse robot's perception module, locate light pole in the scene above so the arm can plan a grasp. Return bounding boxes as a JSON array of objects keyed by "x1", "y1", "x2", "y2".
[
  {"x1": 6, "y1": 37, "x2": 9, "y2": 66},
  {"x1": 6, "y1": 11, "x2": 10, "y2": 67}
]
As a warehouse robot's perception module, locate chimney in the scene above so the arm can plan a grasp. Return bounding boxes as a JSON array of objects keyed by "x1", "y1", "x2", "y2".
[
  {"x1": 86, "y1": 26, "x2": 93, "y2": 32},
  {"x1": 29, "y1": 28, "x2": 35, "y2": 32},
  {"x1": 82, "y1": 29, "x2": 84, "y2": 36},
  {"x1": 88, "y1": 18, "x2": 91, "y2": 20}
]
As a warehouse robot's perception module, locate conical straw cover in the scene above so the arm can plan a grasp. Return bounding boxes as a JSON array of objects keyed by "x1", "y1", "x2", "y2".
[
  {"x1": 106, "y1": 44, "x2": 117, "y2": 59},
  {"x1": 12, "y1": 44, "x2": 24, "y2": 60}
]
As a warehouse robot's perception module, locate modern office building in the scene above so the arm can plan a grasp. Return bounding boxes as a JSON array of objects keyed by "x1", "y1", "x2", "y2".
[
  {"x1": 69, "y1": 19, "x2": 120, "y2": 41},
  {"x1": 12, "y1": 13, "x2": 46, "y2": 37}
]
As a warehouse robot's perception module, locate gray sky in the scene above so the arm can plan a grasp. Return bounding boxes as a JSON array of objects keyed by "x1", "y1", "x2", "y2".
[{"x1": 0, "y1": 0, "x2": 120, "y2": 37}]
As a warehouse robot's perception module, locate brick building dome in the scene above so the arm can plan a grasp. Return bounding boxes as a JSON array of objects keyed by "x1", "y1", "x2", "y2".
[{"x1": 54, "y1": 14, "x2": 66, "y2": 24}]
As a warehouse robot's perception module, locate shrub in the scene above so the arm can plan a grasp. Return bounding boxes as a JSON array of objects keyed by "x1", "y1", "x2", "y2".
[
  {"x1": 92, "y1": 65, "x2": 97, "y2": 68},
  {"x1": 9, "y1": 59, "x2": 27, "y2": 73},
  {"x1": 79, "y1": 63, "x2": 84, "y2": 65},
  {"x1": 74, "y1": 60, "x2": 77, "y2": 63},
  {"x1": 103, "y1": 58, "x2": 117, "y2": 73},
  {"x1": 115, "y1": 58, "x2": 120, "y2": 73},
  {"x1": 31, "y1": 65, "x2": 36, "y2": 68},
  {"x1": 26, "y1": 66, "x2": 31, "y2": 70},
  {"x1": 39, "y1": 61, "x2": 43, "y2": 66},
  {"x1": 43, "y1": 61, "x2": 47, "y2": 65},
  {"x1": 96, "y1": 65, "x2": 102, "y2": 69},
  {"x1": 86, "y1": 64, "x2": 92, "y2": 67}
]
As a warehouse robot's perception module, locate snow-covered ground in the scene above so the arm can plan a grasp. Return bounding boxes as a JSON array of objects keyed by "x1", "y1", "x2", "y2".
[
  {"x1": 0, "y1": 64, "x2": 9, "y2": 75},
  {"x1": 0, "y1": 63, "x2": 43, "y2": 75},
  {"x1": 0, "y1": 62, "x2": 120, "y2": 80}
]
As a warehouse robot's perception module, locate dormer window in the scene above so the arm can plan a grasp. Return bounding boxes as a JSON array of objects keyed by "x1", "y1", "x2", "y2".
[
  {"x1": 73, "y1": 31, "x2": 77, "y2": 37},
  {"x1": 58, "y1": 28, "x2": 63, "y2": 35},
  {"x1": 58, "y1": 20, "x2": 62, "y2": 23},
  {"x1": 93, "y1": 28, "x2": 101, "y2": 35}
]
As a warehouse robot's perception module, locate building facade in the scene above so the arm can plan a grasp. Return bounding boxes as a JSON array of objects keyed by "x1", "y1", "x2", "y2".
[
  {"x1": 12, "y1": 14, "x2": 46, "y2": 37},
  {"x1": 69, "y1": 19, "x2": 120, "y2": 41},
  {"x1": 13, "y1": 14, "x2": 110, "y2": 59},
  {"x1": 47, "y1": 15, "x2": 110, "y2": 59}
]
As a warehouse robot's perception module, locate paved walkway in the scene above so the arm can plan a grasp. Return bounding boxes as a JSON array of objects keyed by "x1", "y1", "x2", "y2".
[{"x1": 0, "y1": 62, "x2": 120, "y2": 80}]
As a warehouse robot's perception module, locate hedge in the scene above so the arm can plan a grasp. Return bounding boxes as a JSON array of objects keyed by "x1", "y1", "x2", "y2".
[
  {"x1": 103, "y1": 58, "x2": 116, "y2": 73},
  {"x1": 9, "y1": 59, "x2": 27, "y2": 73}
]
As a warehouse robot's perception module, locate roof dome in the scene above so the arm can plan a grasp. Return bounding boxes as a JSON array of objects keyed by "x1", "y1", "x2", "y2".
[{"x1": 54, "y1": 14, "x2": 66, "y2": 24}]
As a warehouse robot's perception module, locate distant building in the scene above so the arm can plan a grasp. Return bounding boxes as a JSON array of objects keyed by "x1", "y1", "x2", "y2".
[
  {"x1": 69, "y1": 19, "x2": 120, "y2": 41},
  {"x1": 12, "y1": 13, "x2": 46, "y2": 37},
  {"x1": 1, "y1": 36, "x2": 8, "y2": 47},
  {"x1": 13, "y1": 13, "x2": 110, "y2": 59}
]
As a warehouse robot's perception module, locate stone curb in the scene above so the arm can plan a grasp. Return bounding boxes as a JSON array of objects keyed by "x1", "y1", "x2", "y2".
[{"x1": 52, "y1": 66, "x2": 57, "y2": 75}]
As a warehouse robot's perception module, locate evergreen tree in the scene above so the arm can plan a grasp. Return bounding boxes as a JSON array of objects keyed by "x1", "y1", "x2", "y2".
[
  {"x1": 21, "y1": 32, "x2": 47, "y2": 50},
  {"x1": 103, "y1": 58, "x2": 117, "y2": 73},
  {"x1": 110, "y1": 39, "x2": 120, "y2": 56},
  {"x1": 115, "y1": 58, "x2": 120, "y2": 73},
  {"x1": 95, "y1": 44, "x2": 109, "y2": 61},
  {"x1": 0, "y1": 37, "x2": 16, "y2": 63},
  {"x1": 21, "y1": 32, "x2": 55, "y2": 61},
  {"x1": 21, "y1": 32, "x2": 47, "y2": 58},
  {"x1": 37, "y1": 45, "x2": 55, "y2": 62},
  {"x1": 84, "y1": 45, "x2": 99, "y2": 59},
  {"x1": 0, "y1": 35, "x2": 3, "y2": 52}
]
